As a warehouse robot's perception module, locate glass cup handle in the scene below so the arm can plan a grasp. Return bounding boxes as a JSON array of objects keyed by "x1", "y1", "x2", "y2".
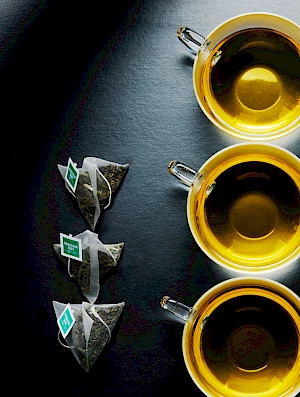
[
  {"x1": 177, "y1": 26, "x2": 205, "y2": 54},
  {"x1": 160, "y1": 296, "x2": 192, "y2": 321},
  {"x1": 168, "y1": 160, "x2": 197, "y2": 187}
]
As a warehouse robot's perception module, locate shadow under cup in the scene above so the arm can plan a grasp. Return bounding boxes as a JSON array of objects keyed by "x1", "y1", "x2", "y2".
[
  {"x1": 187, "y1": 143, "x2": 300, "y2": 273},
  {"x1": 183, "y1": 278, "x2": 300, "y2": 397}
]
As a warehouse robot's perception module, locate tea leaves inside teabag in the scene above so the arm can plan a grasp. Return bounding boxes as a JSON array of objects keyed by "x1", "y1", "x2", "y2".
[
  {"x1": 70, "y1": 243, "x2": 124, "y2": 290},
  {"x1": 75, "y1": 164, "x2": 128, "y2": 229},
  {"x1": 98, "y1": 164, "x2": 128, "y2": 198},
  {"x1": 72, "y1": 302, "x2": 125, "y2": 372},
  {"x1": 52, "y1": 244, "x2": 91, "y2": 295},
  {"x1": 99, "y1": 243, "x2": 124, "y2": 279}
]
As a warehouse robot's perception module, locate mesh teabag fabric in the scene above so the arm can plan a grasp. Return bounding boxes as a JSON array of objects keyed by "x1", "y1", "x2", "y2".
[
  {"x1": 53, "y1": 301, "x2": 125, "y2": 372},
  {"x1": 58, "y1": 157, "x2": 129, "y2": 230},
  {"x1": 53, "y1": 230, "x2": 124, "y2": 304}
]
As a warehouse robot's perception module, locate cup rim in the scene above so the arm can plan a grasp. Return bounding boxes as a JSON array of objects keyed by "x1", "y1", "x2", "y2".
[
  {"x1": 199, "y1": 11, "x2": 300, "y2": 43},
  {"x1": 182, "y1": 277, "x2": 300, "y2": 397}
]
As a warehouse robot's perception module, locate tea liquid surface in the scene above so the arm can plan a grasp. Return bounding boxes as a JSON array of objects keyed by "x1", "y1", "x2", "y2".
[
  {"x1": 202, "y1": 28, "x2": 300, "y2": 134},
  {"x1": 200, "y1": 294, "x2": 299, "y2": 394},
  {"x1": 202, "y1": 161, "x2": 300, "y2": 265}
]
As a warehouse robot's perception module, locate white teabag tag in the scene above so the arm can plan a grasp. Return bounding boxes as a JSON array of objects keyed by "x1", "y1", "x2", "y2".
[
  {"x1": 53, "y1": 230, "x2": 124, "y2": 304},
  {"x1": 58, "y1": 157, "x2": 129, "y2": 230},
  {"x1": 52, "y1": 301, "x2": 125, "y2": 372}
]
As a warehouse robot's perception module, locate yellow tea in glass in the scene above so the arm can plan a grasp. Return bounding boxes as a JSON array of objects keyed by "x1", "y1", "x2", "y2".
[
  {"x1": 169, "y1": 143, "x2": 300, "y2": 273},
  {"x1": 200, "y1": 156, "x2": 300, "y2": 269},
  {"x1": 178, "y1": 13, "x2": 300, "y2": 140},
  {"x1": 161, "y1": 278, "x2": 300, "y2": 397},
  {"x1": 201, "y1": 28, "x2": 300, "y2": 136}
]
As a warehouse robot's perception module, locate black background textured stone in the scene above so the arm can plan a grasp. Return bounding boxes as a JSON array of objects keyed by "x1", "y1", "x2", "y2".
[{"x1": 4, "y1": 1, "x2": 299, "y2": 395}]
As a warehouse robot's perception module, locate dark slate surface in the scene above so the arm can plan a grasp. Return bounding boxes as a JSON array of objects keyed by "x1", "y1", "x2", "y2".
[{"x1": 4, "y1": 1, "x2": 299, "y2": 395}]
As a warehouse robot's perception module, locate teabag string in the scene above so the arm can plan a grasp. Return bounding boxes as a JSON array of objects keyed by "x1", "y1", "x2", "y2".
[
  {"x1": 88, "y1": 167, "x2": 112, "y2": 210},
  {"x1": 97, "y1": 168, "x2": 112, "y2": 210},
  {"x1": 90, "y1": 305, "x2": 111, "y2": 342},
  {"x1": 57, "y1": 305, "x2": 111, "y2": 348},
  {"x1": 83, "y1": 166, "x2": 112, "y2": 229},
  {"x1": 58, "y1": 329, "x2": 75, "y2": 349},
  {"x1": 67, "y1": 257, "x2": 72, "y2": 278}
]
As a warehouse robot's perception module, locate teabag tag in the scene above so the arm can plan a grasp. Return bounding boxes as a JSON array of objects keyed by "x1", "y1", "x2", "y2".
[
  {"x1": 57, "y1": 157, "x2": 129, "y2": 230},
  {"x1": 52, "y1": 301, "x2": 125, "y2": 372},
  {"x1": 53, "y1": 230, "x2": 124, "y2": 304}
]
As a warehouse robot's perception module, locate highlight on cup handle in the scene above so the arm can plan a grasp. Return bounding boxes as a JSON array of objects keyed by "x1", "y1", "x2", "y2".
[
  {"x1": 168, "y1": 160, "x2": 197, "y2": 187},
  {"x1": 177, "y1": 26, "x2": 205, "y2": 54},
  {"x1": 160, "y1": 296, "x2": 192, "y2": 321}
]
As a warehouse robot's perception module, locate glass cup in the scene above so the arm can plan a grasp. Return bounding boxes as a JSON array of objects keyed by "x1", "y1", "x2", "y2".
[
  {"x1": 177, "y1": 12, "x2": 300, "y2": 141},
  {"x1": 168, "y1": 142, "x2": 300, "y2": 273},
  {"x1": 160, "y1": 277, "x2": 300, "y2": 397}
]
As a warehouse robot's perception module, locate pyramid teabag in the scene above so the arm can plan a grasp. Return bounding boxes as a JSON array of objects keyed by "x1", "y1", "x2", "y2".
[
  {"x1": 58, "y1": 157, "x2": 129, "y2": 229},
  {"x1": 53, "y1": 230, "x2": 124, "y2": 303},
  {"x1": 53, "y1": 301, "x2": 125, "y2": 372}
]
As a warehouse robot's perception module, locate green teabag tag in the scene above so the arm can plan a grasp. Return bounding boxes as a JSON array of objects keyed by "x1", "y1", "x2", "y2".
[
  {"x1": 58, "y1": 157, "x2": 129, "y2": 230},
  {"x1": 52, "y1": 301, "x2": 125, "y2": 372},
  {"x1": 53, "y1": 230, "x2": 124, "y2": 304}
]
